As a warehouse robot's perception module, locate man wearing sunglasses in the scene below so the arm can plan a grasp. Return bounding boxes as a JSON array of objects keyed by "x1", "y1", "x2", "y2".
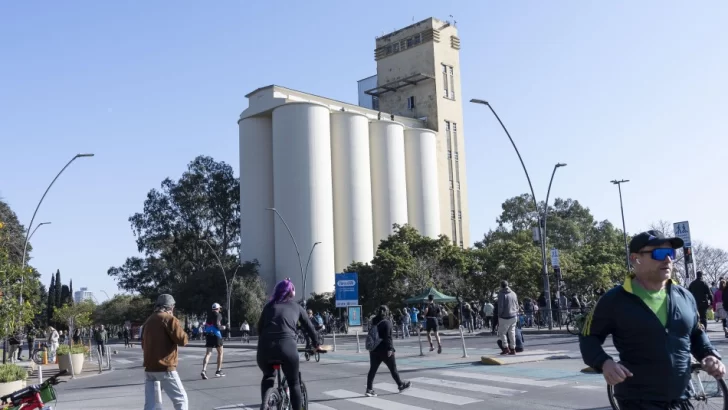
[{"x1": 580, "y1": 230, "x2": 725, "y2": 409}]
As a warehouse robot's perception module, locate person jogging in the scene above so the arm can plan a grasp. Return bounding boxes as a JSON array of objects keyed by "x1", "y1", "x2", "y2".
[
  {"x1": 201, "y1": 302, "x2": 225, "y2": 379},
  {"x1": 423, "y1": 294, "x2": 442, "y2": 353},
  {"x1": 580, "y1": 230, "x2": 725, "y2": 408}
]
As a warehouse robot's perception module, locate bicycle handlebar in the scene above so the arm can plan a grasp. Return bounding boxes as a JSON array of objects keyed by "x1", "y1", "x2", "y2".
[{"x1": 0, "y1": 370, "x2": 68, "y2": 403}]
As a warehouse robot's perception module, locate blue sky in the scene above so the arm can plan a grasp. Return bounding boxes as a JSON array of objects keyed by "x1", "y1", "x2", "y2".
[{"x1": 1, "y1": 1, "x2": 726, "y2": 298}]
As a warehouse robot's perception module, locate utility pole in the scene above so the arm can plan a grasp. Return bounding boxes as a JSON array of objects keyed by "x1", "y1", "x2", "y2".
[{"x1": 611, "y1": 180, "x2": 630, "y2": 271}]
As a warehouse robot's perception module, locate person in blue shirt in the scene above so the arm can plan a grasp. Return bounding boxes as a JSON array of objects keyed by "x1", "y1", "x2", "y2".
[
  {"x1": 409, "y1": 307, "x2": 419, "y2": 331},
  {"x1": 201, "y1": 303, "x2": 225, "y2": 379}
]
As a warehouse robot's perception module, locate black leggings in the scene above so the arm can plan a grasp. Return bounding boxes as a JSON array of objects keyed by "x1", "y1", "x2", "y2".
[
  {"x1": 366, "y1": 350, "x2": 403, "y2": 390},
  {"x1": 257, "y1": 339, "x2": 302, "y2": 410}
]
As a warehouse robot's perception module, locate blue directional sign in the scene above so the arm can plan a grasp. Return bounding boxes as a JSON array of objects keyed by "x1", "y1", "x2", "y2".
[{"x1": 335, "y1": 272, "x2": 359, "y2": 307}]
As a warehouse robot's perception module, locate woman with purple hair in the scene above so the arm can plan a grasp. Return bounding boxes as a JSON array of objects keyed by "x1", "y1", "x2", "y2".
[{"x1": 257, "y1": 279, "x2": 320, "y2": 410}]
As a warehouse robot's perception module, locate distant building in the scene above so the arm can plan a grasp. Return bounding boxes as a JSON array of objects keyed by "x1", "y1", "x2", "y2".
[
  {"x1": 239, "y1": 17, "x2": 469, "y2": 295},
  {"x1": 74, "y1": 287, "x2": 93, "y2": 303}
]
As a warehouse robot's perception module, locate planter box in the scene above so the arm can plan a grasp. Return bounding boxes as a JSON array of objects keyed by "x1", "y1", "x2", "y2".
[
  {"x1": 58, "y1": 353, "x2": 85, "y2": 375},
  {"x1": 0, "y1": 380, "x2": 26, "y2": 398}
]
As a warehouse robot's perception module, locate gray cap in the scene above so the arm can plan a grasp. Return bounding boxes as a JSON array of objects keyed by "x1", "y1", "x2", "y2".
[{"x1": 156, "y1": 294, "x2": 176, "y2": 307}]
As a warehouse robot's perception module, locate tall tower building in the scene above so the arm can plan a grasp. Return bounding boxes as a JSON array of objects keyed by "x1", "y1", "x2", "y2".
[{"x1": 359, "y1": 17, "x2": 470, "y2": 247}]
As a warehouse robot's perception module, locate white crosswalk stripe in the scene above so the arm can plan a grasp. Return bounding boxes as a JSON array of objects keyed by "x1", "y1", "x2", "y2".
[
  {"x1": 323, "y1": 389, "x2": 428, "y2": 410},
  {"x1": 409, "y1": 377, "x2": 527, "y2": 396},
  {"x1": 439, "y1": 370, "x2": 567, "y2": 387},
  {"x1": 308, "y1": 403, "x2": 338, "y2": 410},
  {"x1": 373, "y1": 383, "x2": 482, "y2": 405}
]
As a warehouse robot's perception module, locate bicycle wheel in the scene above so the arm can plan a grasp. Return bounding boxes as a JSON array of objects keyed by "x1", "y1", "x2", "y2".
[
  {"x1": 304, "y1": 352, "x2": 310, "y2": 361},
  {"x1": 606, "y1": 384, "x2": 619, "y2": 410},
  {"x1": 261, "y1": 387, "x2": 282, "y2": 410},
  {"x1": 567, "y1": 317, "x2": 582, "y2": 336},
  {"x1": 32, "y1": 349, "x2": 44, "y2": 365},
  {"x1": 315, "y1": 352, "x2": 320, "y2": 362},
  {"x1": 301, "y1": 380, "x2": 309, "y2": 408},
  {"x1": 687, "y1": 364, "x2": 728, "y2": 409}
]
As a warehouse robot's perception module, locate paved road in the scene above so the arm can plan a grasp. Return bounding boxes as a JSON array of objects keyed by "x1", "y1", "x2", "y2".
[{"x1": 48, "y1": 323, "x2": 728, "y2": 409}]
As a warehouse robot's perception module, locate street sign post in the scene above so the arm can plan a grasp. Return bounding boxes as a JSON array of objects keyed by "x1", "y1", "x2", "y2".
[
  {"x1": 335, "y1": 272, "x2": 359, "y2": 308},
  {"x1": 550, "y1": 248, "x2": 560, "y2": 267},
  {"x1": 673, "y1": 221, "x2": 692, "y2": 248},
  {"x1": 673, "y1": 221, "x2": 695, "y2": 280}
]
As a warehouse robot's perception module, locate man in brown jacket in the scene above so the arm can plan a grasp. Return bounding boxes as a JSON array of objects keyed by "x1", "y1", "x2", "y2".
[{"x1": 142, "y1": 294, "x2": 189, "y2": 410}]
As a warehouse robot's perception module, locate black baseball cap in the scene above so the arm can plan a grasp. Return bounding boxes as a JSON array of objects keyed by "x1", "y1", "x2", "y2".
[{"x1": 629, "y1": 230, "x2": 684, "y2": 254}]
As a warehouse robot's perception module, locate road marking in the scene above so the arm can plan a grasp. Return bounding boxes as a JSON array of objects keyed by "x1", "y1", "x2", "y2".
[
  {"x1": 112, "y1": 358, "x2": 135, "y2": 365},
  {"x1": 324, "y1": 389, "x2": 429, "y2": 409},
  {"x1": 214, "y1": 404, "x2": 254, "y2": 409},
  {"x1": 309, "y1": 403, "x2": 338, "y2": 410},
  {"x1": 410, "y1": 377, "x2": 526, "y2": 396},
  {"x1": 572, "y1": 385, "x2": 602, "y2": 390},
  {"x1": 374, "y1": 383, "x2": 482, "y2": 405},
  {"x1": 439, "y1": 370, "x2": 567, "y2": 387}
]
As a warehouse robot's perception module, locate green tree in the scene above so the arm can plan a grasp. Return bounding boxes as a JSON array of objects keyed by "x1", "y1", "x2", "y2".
[
  {"x1": 54, "y1": 270, "x2": 61, "y2": 308},
  {"x1": 94, "y1": 294, "x2": 153, "y2": 325},
  {"x1": 108, "y1": 156, "x2": 242, "y2": 317},
  {"x1": 47, "y1": 275, "x2": 55, "y2": 325},
  {"x1": 54, "y1": 301, "x2": 95, "y2": 345},
  {"x1": 0, "y1": 199, "x2": 31, "y2": 266},
  {"x1": 0, "y1": 229, "x2": 37, "y2": 340},
  {"x1": 476, "y1": 194, "x2": 627, "y2": 300},
  {"x1": 344, "y1": 224, "x2": 467, "y2": 314},
  {"x1": 69, "y1": 279, "x2": 74, "y2": 305}
]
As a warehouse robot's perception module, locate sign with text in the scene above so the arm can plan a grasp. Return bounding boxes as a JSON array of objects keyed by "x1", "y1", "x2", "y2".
[
  {"x1": 335, "y1": 272, "x2": 359, "y2": 307},
  {"x1": 550, "y1": 248, "x2": 560, "y2": 267},
  {"x1": 673, "y1": 221, "x2": 692, "y2": 248},
  {"x1": 347, "y1": 305, "x2": 362, "y2": 327}
]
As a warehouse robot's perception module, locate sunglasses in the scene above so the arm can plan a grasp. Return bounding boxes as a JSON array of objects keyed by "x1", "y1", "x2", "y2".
[{"x1": 637, "y1": 248, "x2": 676, "y2": 261}]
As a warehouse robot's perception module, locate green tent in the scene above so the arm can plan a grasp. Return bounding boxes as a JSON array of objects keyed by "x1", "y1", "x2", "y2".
[{"x1": 404, "y1": 287, "x2": 457, "y2": 304}]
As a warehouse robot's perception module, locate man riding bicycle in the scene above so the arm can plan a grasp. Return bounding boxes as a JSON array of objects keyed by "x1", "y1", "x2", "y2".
[
  {"x1": 257, "y1": 279, "x2": 320, "y2": 410},
  {"x1": 580, "y1": 230, "x2": 725, "y2": 409}
]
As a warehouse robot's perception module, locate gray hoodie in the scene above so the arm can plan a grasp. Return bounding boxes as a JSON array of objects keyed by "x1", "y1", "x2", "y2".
[{"x1": 498, "y1": 287, "x2": 519, "y2": 319}]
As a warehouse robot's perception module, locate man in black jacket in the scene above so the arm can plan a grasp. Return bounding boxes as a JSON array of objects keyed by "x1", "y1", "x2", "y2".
[
  {"x1": 688, "y1": 270, "x2": 713, "y2": 329},
  {"x1": 580, "y1": 230, "x2": 724, "y2": 409},
  {"x1": 365, "y1": 305, "x2": 411, "y2": 397}
]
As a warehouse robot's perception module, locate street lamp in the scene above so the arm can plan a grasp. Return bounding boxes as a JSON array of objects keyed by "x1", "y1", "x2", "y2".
[
  {"x1": 20, "y1": 153, "x2": 94, "y2": 304},
  {"x1": 198, "y1": 239, "x2": 241, "y2": 328},
  {"x1": 266, "y1": 208, "x2": 319, "y2": 308},
  {"x1": 28, "y1": 222, "x2": 51, "y2": 243},
  {"x1": 611, "y1": 179, "x2": 631, "y2": 271},
  {"x1": 470, "y1": 99, "x2": 566, "y2": 330}
]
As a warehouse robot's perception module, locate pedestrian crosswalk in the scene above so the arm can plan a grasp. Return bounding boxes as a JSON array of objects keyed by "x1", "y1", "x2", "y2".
[{"x1": 303, "y1": 366, "x2": 604, "y2": 409}]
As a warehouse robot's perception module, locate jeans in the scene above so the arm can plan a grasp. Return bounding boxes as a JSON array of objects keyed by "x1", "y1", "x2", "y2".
[
  {"x1": 498, "y1": 316, "x2": 517, "y2": 348},
  {"x1": 97, "y1": 341, "x2": 106, "y2": 356},
  {"x1": 144, "y1": 371, "x2": 188, "y2": 410}
]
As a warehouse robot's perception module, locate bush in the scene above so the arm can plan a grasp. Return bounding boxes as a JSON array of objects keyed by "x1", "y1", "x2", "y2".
[
  {"x1": 0, "y1": 364, "x2": 28, "y2": 383},
  {"x1": 56, "y1": 344, "x2": 88, "y2": 356}
]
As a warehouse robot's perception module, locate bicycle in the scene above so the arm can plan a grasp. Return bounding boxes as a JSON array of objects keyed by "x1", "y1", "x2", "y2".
[
  {"x1": 0, "y1": 370, "x2": 67, "y2": 410},
  {"x1": 261, "y1": 359, "x2": 317, "y2": 410},
  {"x1": 30, "y1": 343, "x2": 49, "y2": 365},
  {"x1": 607, "y1": 362, "x2": 728, "y2": 410},
  {"x1": 303, "y1": 347, "x2": 322, "y2": 363}
]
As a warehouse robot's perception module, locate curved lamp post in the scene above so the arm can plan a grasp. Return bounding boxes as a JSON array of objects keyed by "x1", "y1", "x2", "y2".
[
  {"x1": 198, "y1": 239, "x2": 241, "y2": 328},
  {"x1": 470, "y1": 99, "x2": 567, "y2": 330},
  {"x1": 266, "y1": 208, "x2": 320, "y2": 308},
  {"x1": 610, "y1": 179, "x2": 630, "y2": 271},
  {"x1": 20, "y1": 153, "x2": 94, "y2": 304}
]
